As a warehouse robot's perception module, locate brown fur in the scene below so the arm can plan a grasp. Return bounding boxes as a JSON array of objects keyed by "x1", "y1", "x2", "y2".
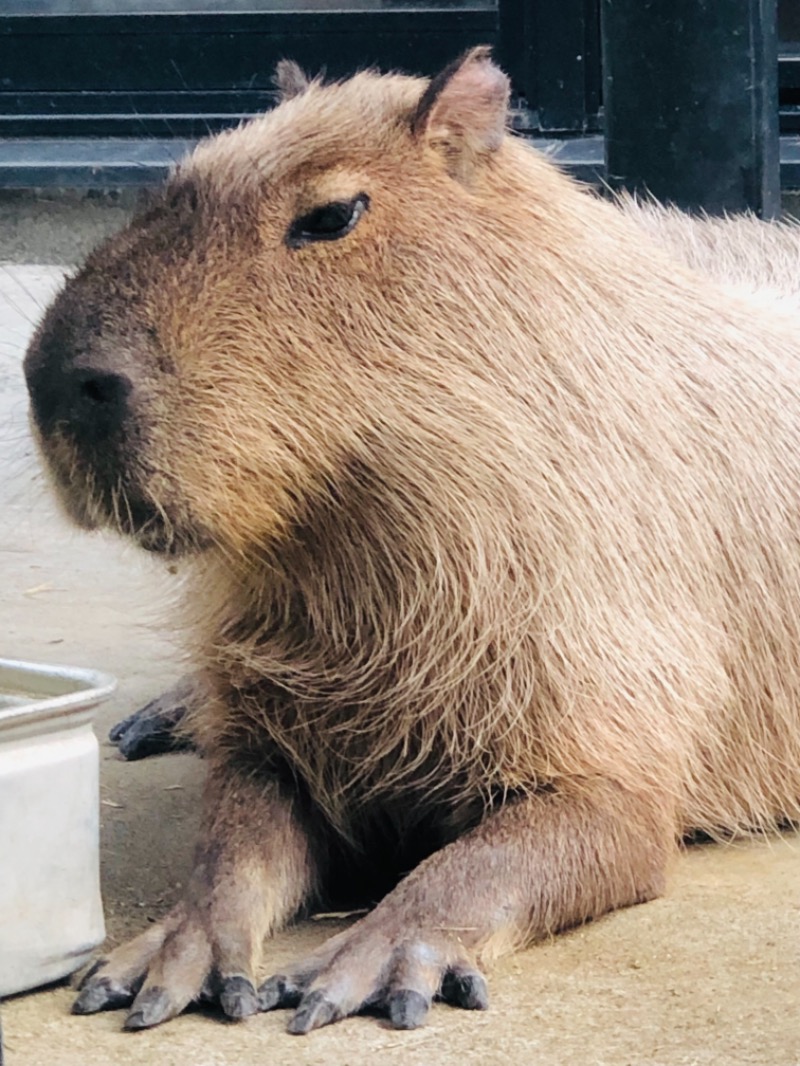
[
  {"x1": 24, "y1": 48, "x2": 800, "y2": 1033},
  {"x1": 621, "y1": 195, "x2": 800, "y2": 305}
]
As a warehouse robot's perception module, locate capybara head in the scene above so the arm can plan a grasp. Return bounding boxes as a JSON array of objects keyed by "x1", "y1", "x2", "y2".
[{"x1": 24, "y1": 47, "x2": 539, "y2": 557}]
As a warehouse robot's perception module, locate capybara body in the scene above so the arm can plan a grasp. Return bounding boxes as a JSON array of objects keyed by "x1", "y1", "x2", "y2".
[
  {"x1": 24, "y1": 49, "x2": 800, "y2": 1033},
  {"x1": 622, "y1": 196, "x2": 800, "y2": 306}
]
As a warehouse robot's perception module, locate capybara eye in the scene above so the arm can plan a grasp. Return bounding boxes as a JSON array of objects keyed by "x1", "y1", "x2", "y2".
[{"x1": 286, "y1": 193, "x2": 370, "y2": 248}]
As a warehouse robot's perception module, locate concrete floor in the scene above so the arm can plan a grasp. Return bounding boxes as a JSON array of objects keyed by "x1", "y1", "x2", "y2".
[{"x1": 1, "y1": 210, "x2": 800, "y2": 1066}]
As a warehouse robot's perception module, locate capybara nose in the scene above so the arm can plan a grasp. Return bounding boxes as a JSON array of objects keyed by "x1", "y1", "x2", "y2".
[
  {"x1": 75, "y1": 370, "x2": 132, "y2": 412},
  {"x1": 25, "y1": 355, "x2": 133, "y2": 444}
]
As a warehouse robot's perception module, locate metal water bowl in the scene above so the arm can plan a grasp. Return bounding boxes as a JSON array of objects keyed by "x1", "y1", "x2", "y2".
[{"x1": 0, "y1": 658, "x2": 115, "y2": 997}]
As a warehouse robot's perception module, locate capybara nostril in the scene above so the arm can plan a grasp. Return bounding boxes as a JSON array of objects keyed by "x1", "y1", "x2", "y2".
[
  {"x1": 78, "y1": 371, "x2": 132, "y2": 410},
  {"x1": 66, "y1": 369, "x2": 134, "y2": 445},
  {"x1": 26, "y1": 360, "x2": 133, "y2": 441}
]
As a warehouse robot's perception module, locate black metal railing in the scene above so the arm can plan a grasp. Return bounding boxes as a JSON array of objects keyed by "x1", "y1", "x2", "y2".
[{"x1": 0, "y1": 1, "x2": 797, "y2": 209}]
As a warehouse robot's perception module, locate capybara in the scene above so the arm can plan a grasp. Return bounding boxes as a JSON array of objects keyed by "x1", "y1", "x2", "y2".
[
  {"x1": 108, "y1": 199, "x2": 800, "y2": 760},
  {"x1": 23, "y1": 48, "x2": 800, "y2": 1035}
]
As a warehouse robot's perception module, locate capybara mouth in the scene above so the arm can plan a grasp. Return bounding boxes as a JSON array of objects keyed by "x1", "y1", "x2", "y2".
[
  {"x1": 126, "y1": 512, "x2": 211, "y2": 557},
  {"x1": 29, "y1": 422, "x2": 103, "y2": 531},
  {"x1": 104, "y1": 488, "x2": 211, "y2": 557},
  {"x1": 33, "y1": 424, "x2": 208, "y2": 557}
]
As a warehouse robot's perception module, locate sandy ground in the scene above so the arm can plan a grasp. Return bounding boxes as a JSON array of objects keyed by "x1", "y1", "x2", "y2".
[{"x1": 1, "y1": 260, "x2": 799, "y2": 1066}]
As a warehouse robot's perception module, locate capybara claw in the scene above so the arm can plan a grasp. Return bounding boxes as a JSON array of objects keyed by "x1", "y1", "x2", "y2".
[
  {"x1": 108, "y1": 678, "x2": 196, "y2": 761},
  {"x1": 387, "y1": 990, "x2": 430, "y2": 1030},
  {"x1": 219, "y1": 975, "x2": 259, "y2": 1019},
  {"x1": 440, "y1": 968, "x2": 490, "y2": 1011},
  {"x1": 72, "y1": 976, "x2": 136, "y2": 1015},
  {"x1": 258, "y1": 974, "x2": 303, "y2": 1011},
  {"x1": 264, "y1": 920, "x2": 491, "y2": 1033},
  {"x1": 287, "y1": 990, "x2": 339, "y2": 1035},
  {"x1": 123, "y1": 987, "x2": 173, "y2": 1030},
  {"x1": 108, "y1": 710, "x2": 136, "y2": 744}
]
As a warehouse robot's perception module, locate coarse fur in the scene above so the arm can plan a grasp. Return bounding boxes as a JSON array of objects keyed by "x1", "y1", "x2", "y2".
[
  {"x1": 620, "y1": 194, "x2": 800, "y2": 305},
  {"x1": 110, "y1": 199, "x2": 800, "y2": 763},
  {"x1": 24, "y1": 49, "x2": 800, "y2": 1033}
]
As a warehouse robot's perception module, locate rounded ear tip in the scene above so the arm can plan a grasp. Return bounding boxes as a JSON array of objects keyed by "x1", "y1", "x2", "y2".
[
  {"x1": 273, "y1": 59, "x2": 311, "y2": 100},
  {"x1": 463, "y1": 45, "x2": 510, "y2": 91},
  {"x1": 465, "y1": 44, "x2": 495, "y2": 65}
]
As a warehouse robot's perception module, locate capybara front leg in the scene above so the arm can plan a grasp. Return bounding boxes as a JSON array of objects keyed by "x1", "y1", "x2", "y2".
[
  {"x1": 261, "y1": 778, "x2": 675, "y2": 1033},
  {"x1": 74, "y1": 761, "x2": 318, "y2": 1029}
]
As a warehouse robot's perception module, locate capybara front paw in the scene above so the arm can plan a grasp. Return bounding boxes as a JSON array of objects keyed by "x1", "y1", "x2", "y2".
[
  {"x1": 72, "y1": 905, "x2": 259, "y2": 1029},
  {"x1": 259, "y1": 923, "x2": 489, "y2": 1034},
  {"x1": 108, "y1": 675, "x2": 198, "y2": 760}
]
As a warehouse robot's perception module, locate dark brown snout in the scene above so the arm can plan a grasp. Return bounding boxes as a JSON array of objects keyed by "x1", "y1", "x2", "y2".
[
  {"x1": 25, "y1": 352, "x2": 133, "y2": 448},
  {"x1": 24, "y1": 283, "x2": 141, "y2": 449},
  {"x1": 23, "y1": 289, "x2": 207, "y2": 556},
  {"x1": 24, "y1": 290, "x2": 137, "y2": 441},
  {"x1": 23, "y1": 296, "x2": 148, "y2": 532}
]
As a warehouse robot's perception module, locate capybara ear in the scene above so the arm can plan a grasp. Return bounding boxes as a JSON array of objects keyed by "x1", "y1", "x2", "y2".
[
  {"x1": 273, "y1": 59, "x2": 311, "y2": 101},
  {"x1": 411, "y1": 46, "x2": 510, "y2": 182}
]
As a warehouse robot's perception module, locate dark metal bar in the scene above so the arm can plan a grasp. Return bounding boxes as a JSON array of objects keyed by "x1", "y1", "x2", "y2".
[
  {"x1": 497, "y1": 0, "x2": 527, "y2": 96},
  {"x1": 499, "y1": 0, "x2": 602, "y2": 133},
  {"x1": 0, "y1": 11, "x2": 498, "y2": 94},
  {"x1": 601, "y1": 0, "x2": 781, "y2": 217},
  {"x1": 0, "y1": 137, "x2": 195, "y2": 187},
  {"x1": 0, "y1": 133, "x2": 601, "y2": 189},
  {"x1": 2, "y1": 133, "x2": 796, "y2": 191},
  {"x1": 530, "y1": 0, "x2": 600, "y2": 132},
  {"x1": 0, "y1": 9, "x2": 499, "y2": 137}
]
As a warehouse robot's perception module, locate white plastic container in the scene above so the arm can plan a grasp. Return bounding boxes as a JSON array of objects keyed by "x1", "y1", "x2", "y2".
[{"x1": 0, "y1": 658, "x2": 115, "y2": 997}]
